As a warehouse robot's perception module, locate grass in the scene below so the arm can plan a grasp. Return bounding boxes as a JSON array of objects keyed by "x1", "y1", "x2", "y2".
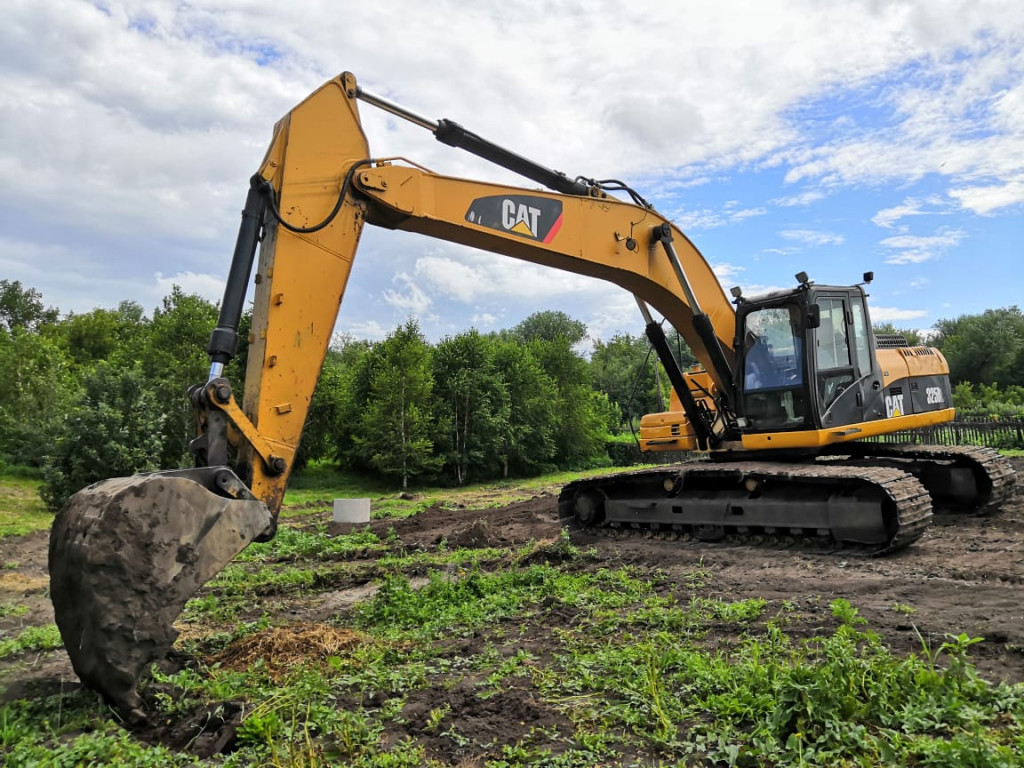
[
  {"x1": 3, "y1": 458, "x2": 1024, "y2": 766},
  {"x1": 281, "y1": 462, "x2": 643, "y2": 521},
  {"x1": 0, "y1": 624, "x2": 63, "y2": 659},
  {"x1": 0, "y1": 474, "x2": 49, "y2": 538},
  {"x1": 146, "y1": 527, "x2": 1024, "y2": 765},
  {"x1": 0, "y1": 460, "x2": 633, "y2": 539},
  {"x1": 10, "y1": 554, "x2": 1021, "y2": 767},
  {"x1": 0, "y1": 602, "x2": 30, "y2": 619}
]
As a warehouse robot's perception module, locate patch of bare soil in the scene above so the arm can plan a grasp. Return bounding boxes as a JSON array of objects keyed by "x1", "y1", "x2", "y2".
[
  {"x1": 0, "y1": 530, "x2": 79, "y2": 705},
  {"x1": 328, "y1": 495, "x2": 559, "y2": 550},
  {"x1": 336, "y1": 461, "x2": 1024, "y2": 686},
  {"x1": 324, "y1": 460, "x2": 1024, "y2": 696},
  {"x1": 2, "y1": 459, "x2": 1022, "y2": 762}
]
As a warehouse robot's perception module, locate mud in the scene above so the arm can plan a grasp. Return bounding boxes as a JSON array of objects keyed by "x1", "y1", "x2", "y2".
[{"x1": 2, "y1": 458, "x2": 1022, "y2": 761}]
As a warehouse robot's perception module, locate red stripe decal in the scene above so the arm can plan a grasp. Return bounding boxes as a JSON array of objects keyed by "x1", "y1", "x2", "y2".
[{"x1": 542, "y1": 213, "x2": 564, "y2": 244}]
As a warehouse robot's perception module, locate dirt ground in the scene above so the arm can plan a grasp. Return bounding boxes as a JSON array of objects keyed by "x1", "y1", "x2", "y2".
[
  {"x1": 355, "y1": 460, "x2": 1024, "y2": 686},
  {"x1": 2, "y1": 457, "x2": 1023, "y2": 760}
]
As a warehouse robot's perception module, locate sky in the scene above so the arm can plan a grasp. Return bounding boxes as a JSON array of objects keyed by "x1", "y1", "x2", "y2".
[{"x1": 1, "y1": 0, "x2": 1022, "y2": 347}]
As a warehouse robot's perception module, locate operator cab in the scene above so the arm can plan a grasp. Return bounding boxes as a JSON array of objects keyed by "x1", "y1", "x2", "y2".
[{"x1": 732, "y1": 272, "x2": 878, "y2": 434}]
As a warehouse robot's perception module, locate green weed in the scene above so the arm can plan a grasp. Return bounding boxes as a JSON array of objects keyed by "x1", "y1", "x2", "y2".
[
  {"x1": 238, "y1": 526, "x2": 388, "y2": 563},
  {"x1": 829, "y1": 597, "x2": 867, "y2": 626},
  {"x1": 0, "y1": 624, "x2": 62, "y2": 659},
  {"x1": 0, "y1": 601, "x2": 30, "y2": 619}
]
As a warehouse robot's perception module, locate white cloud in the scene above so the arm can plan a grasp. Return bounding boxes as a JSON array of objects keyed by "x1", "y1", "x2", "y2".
[
  {"x1": 780, "y1": 229, "x2": 845, "y2": 246},
  {"x1": 730, "y1": 207, "x2": 769, "y2": 222},
  {"x1": 772, "y1": 190, "x2": 826, "y2": 207},
  {"x1": 672, "y1": 209, "x2": 731, "y2": 230},
  {"x1": 0, "y1": 237, "x2": 223, "y2": 315},
  {"x1": 338, "y1": 319, "x2": 389, "y2": 341},
  {"x1": 880, "y1": 228, "x2": 965, "y2": 264},
  {"x1": 948, "y1": 181, "x2": 1024, "y2": 215},
  {"x1": 779, "y1": 33, "x2": 1024, "y2": 198},
  {"x1": 154, "y1": 271, "x2": 226, "y2": 303},
  {"x1": 712, "y1": 263, "x2": 746, "y2": 282},
  {"x1": 870, "y1": 306, "x2": 929, "y2": 322},
  {"x1": 382, "y1": 272, "x2": 433, "y2": 314},
  {"x1": 872, "y1": 196, "x2": 947, "y2": 229},
  {"x1": 0, "y1": 0, "x2": 1021, "y2": 340},
  {"x1": 413, "y1": 250, "x2": 603, "y2": 303},
  {"x1": 669, "y1": 205, "x2": 767, "y2": 230},
  {"x1": 742, "y1": 284, "x2": 790, "y2": 298},
  {"x1": 585, "y1": 292, "x2": 648, "y2": 341}
]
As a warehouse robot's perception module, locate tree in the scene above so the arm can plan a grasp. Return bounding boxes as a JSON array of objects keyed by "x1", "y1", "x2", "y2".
[
  {"x1": 514, "y1": 312, "x2": 613, "y2": 469},
  {"x1": 491, "y1": 338, "x2": 558, "y2": 477},
  {"x1": 591, "y1": 332, "x2": 667, "y2": 431},
  {"x1": 873, "y1": 322, "x2": 923, "y2": 348},
  {"x1": 59, "y1": 304, "x2": 148, "y2": 368},
  {"x1": 0, "y1": 328, "x2": 76, "y2": 467},
  {"x1": 512, "y1": 310, "x2": 587, "y2": 346},
  {"x1": 0, "y1": 280, "x2": 58, "y2": 332},
  {"x1": 433, "y1": 330, "x2": 505, "y2": 484},
  {"x1": 40, "y1": 363, "x2": 164, "y2": 510},
  {"x1": 294, "y1": 338, "x2": 370, "y2": 470},
  {"x1": 350, "y1": 320, "x2": 440, "y2": 488},
  {"x1": 140, "y1": 287, "x2": 220, "y2": 467},
  {"x1": 322, "y1": 335, "x2": 374, "y2": 469},
  {"x1": 932, "y1": 306, "x2": 1024, "y2": 387},
  {"x1": 662, "y1": 327, "x2": 699, "y2": 370}
]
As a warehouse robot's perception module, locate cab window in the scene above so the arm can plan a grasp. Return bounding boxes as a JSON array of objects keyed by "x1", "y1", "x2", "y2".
[
  {"x1": 850, "y1": 296, "x2": 871, "y2": 372},
  {"x1": 815, "y1": 297, "x2": 850, "y2": 370}
]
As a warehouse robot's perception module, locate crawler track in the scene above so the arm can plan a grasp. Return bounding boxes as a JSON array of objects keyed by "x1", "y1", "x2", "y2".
[
  {"x1": 822, "y1": 444, "x2": 1017, "y2": 515},
  {"x1": 558, "y1": 461, "x2": 932, "y2": 555}
]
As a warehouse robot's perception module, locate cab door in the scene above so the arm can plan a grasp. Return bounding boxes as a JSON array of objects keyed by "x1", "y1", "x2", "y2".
[{"x1": 812, "y1": 294, "x2": 871, "y2": 427}]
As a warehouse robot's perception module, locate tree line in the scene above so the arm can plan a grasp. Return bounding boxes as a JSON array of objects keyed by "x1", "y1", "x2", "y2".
[
  {"x1": 2, "y1": 278, "x2": 1021, "y2": 509},
  {"x1": 0, "y1": 280, "x2": 681, "y2": 507},
  {"x1": 296, "y1": 312, "x2": 696, "y2": 490}
]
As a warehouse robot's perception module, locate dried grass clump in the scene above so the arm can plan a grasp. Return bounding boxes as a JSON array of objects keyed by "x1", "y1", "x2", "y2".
[{"x1": 214, "y1": 623, "x2": 365, "y2": 677}]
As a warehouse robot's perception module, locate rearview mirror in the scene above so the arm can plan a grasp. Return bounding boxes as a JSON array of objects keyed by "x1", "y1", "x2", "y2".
[{"x1": 807, "y1": 304, "x2": 821, "y2": 329}]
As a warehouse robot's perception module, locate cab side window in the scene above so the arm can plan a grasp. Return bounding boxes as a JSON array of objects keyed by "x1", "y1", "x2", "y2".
[
  {"x1": 850, "y1": 297, "x2": 871, "y2": 372},
  {"x1": 816, "y1": 298, "x2": 850, "y2": 370}
]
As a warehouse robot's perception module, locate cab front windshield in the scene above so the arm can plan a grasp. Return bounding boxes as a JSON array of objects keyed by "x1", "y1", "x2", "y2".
[{"x1": 741, "y1": 304, "x2": 807, "y2": 429}]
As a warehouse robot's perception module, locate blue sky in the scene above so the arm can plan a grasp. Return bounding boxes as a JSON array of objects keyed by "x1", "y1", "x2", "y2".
[{"x1": 1, "y1": 1, "x2": 1021, "y2": 346}]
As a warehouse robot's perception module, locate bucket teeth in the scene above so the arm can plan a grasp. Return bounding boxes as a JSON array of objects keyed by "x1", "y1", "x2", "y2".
[{"x1": 48, "y1": 469, "x2": 272, "y2": 720}]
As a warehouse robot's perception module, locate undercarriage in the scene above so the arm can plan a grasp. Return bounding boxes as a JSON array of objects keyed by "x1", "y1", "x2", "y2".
[{"x1": 558, "y1": 445, "x2": 1015, "y2": 554}]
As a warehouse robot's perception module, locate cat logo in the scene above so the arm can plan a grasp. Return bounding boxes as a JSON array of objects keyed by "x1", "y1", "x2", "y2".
[
  {"x1": 502, "y1": 199, "x2": 541, "y2": 237},
  {"x1": 885, "y1": 392, "x2": 904, "y2": 418},
  {"x1": 465, "y1": 195, "x2": 563, "y2": 243}
]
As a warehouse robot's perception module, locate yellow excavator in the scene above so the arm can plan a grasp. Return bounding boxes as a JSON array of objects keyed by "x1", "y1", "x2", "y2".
[{"x1": 49, "y1": 72, "x2": 1015, "y2": 720}]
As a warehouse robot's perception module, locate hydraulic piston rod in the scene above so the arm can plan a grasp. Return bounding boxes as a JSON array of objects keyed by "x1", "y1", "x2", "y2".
[{"x1": 356, "y1": 84, "x2": 592, "y2": 196}]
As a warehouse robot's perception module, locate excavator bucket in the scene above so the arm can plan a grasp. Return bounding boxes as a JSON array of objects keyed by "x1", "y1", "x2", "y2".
[{"x1": 48, "y1": 467, "x2": 273, "y2": 722}]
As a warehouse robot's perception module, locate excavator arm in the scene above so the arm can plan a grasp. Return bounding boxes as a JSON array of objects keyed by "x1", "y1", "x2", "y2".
[{"x1": 212, "y1": 72, "x2": 738, "y2": 519}]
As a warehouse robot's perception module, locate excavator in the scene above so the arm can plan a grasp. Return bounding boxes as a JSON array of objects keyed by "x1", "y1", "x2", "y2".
[{"x1": 48, "y1": 72, "x2": 1016, "y2": 720}]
